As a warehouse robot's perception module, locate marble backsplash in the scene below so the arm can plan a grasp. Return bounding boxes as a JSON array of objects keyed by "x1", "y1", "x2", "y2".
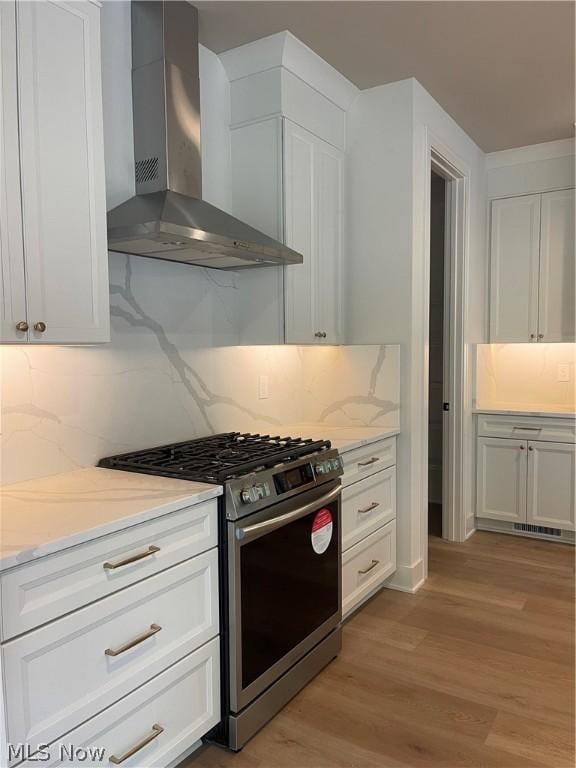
[
  {"x1": 475, "y1": 343, "x2": 576, "y2": 411},
  {"x1": 1, "y1": 256, "x2": 400, "y2": 486}
]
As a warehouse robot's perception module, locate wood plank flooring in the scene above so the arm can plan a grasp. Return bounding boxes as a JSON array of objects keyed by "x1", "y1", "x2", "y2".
[{"x1": 189, "y1": 532, "x2": 575, "y2": 768}]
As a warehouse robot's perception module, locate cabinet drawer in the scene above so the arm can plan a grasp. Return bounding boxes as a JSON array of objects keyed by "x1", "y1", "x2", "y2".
[
  {"x1": 342, "y1": 520, "x2": 396, "y2": 619},
  {"x1": 476, "y1": 415, "x2": 576, "y2": 443},
  {"x1": 342, "y1": 437, "x2": 396, "y2": 487},
  {"x1": 20, "y1": 637, "x2": 220, "y2": 768},
  {"x1": 3, "y1": 551, "x2": 219, "y2": 751},
  {"x1": 342, "y1": 466, "x2": 396, "y2": 552},
  {"x1": 1, "y1": 498, "x2": 217, "y2": 640}
]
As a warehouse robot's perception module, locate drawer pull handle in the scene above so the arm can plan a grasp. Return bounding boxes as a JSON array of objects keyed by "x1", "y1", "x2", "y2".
[
  {"x1": 105, "y1": 624, "x2": 162, "y2": 657},
  {"x1": 358, "y1": 559, "x2": 380, "y2": 575},
  {"x1": 103, "y1": 545, "x2": 160, "y2": 570},
  {"x1": 358, "y1": 457, "x2": 380, "y2": 467},
  {"x1": 358, "y1": 501, "x2": 380, "y2": 514},
  {"x1": 109, "y1": 723, "x2": 164, "y2": 764},
  {"x1": 513, "y1": 426, "x2": 542, "y2": 431}
]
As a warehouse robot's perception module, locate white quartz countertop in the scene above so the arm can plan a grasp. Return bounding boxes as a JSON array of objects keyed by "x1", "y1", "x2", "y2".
[
  {"x1": 0, "y1": 468, "x2": 221, "y2": 573},
  {"x1": 272, "y1": 424, "x2": 400, "y2": 453},
  {"x1": 474, "y1": 407, "x2": 576, "y2": 419}
]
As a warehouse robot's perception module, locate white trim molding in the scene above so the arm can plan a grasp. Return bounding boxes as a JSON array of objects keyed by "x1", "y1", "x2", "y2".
[
  {"x1": 219, "y1": 31, "x2": 358, "y2": 111},
  {"x1": 487, "y1": 138, "x2": 575, "y2": 169},
  {"x1": 385, "y1": 559, "x2": 426, "y2": 593}
]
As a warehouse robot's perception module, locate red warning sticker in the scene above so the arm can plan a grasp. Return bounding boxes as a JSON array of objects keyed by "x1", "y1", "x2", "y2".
[{"x1": 311, "y1": 508, "x2": 333, "y2": 554}]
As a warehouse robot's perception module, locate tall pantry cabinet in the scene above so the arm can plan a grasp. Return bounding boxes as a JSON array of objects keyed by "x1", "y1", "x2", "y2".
[{"x1": 0, "y1": 0, "x2": 109, "y2": 344}]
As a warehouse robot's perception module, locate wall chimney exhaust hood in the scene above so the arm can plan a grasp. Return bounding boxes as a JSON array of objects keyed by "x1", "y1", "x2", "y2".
[{"x1": 107, "y1": 1, "x2": 303, "y2": 270}]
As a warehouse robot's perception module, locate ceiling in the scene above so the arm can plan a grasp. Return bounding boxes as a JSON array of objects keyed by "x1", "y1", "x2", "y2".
[{"x1": 194, "y1": 1, "x2": 575, "y2": 152}]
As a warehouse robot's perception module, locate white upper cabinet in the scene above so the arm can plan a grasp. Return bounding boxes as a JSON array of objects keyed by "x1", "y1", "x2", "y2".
[
  {"x1": 284, "y1": 120, "x2": 343, "y2": 344},
  {"x1": 489, "y1": 194, "x2": 540, "y2": 342},
  {"x1": 489, "y1": 189, "x2": 575, "y2": 343},
  {"x1": 225, "y1": 32, "x2": 355, "y2": 345},
  {"x1": 0, "y1": 0, "x2": 109, "y2": 344},
  {"x1": 0, "y1": 1, "x2": 27, "y2": 342},
  {"x1": 538, "y1": 189, "x2": 575, "y2": 342}
]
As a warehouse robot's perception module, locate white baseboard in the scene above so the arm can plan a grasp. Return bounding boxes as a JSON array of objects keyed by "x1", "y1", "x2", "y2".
[{"x1": 385, "y1": 558, "x2": 426, "y2": 593}]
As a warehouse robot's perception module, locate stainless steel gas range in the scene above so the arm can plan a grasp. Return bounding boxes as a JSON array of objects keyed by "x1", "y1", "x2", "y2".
[{"x1": 99, "y1": 432, "x2": 343, "y2": 750}]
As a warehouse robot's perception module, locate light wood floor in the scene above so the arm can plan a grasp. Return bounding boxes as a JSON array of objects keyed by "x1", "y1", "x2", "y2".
[{"x1": 190, "y1": 532, "x2": 575, "y2": 768}]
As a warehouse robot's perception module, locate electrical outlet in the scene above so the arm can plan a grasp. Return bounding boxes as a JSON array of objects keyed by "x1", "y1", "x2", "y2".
[
  {"x1": 557, "y1": 364, "x2": 570, "y2": 382},
  {"x1": 258, "y1": 375, "x2": 270, "y2": 399}
]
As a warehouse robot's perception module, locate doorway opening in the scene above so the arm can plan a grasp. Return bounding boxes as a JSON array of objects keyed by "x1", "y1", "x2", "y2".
[{"x1": 428, "y1": 171, "x2": 448, "y2": 537}]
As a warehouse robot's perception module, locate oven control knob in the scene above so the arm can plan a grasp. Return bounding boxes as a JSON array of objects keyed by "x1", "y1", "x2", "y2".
[{"x1": 240, "y1": 487, "x2": 258, "y2": 504}]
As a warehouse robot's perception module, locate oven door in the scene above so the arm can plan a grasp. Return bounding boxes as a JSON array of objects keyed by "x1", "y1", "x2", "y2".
[{"x1": 228, "y1": 480, "x2": 341, "y2": 713}]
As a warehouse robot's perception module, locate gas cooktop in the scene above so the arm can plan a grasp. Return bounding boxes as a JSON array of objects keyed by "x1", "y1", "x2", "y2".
[{"x1": 98, "y1": 432, "x2": 331, "y2": 484}]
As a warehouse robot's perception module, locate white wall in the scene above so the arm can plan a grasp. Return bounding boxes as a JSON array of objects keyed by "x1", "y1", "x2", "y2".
[
  {"x1": 346, "y1": 78, "x2": 487, "y2": 590},
  {"x1": 487, "y1": 138, "x2": 575, "y2": 199}
]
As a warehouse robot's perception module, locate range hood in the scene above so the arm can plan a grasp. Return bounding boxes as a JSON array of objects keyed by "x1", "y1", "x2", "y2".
[{"x1": 107, "y1": 1, "x2": 303, "y2": 270}]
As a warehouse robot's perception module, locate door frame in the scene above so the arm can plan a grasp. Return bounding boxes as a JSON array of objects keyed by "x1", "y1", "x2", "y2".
[{"x1": 425, "y1": 136, "x2": 471, "y2": 545}]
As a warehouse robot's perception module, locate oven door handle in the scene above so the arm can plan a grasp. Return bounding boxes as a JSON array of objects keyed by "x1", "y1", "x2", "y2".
[{"x1": 235, "y1": 485, "x2": 341, "y2": 543}]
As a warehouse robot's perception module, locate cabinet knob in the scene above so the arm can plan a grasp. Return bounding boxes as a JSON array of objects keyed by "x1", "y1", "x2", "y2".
[
  {"x1": 314, "y1": 331, "x2": 327, "y2": 339},
  {"x1": 520, "y1": 445, "x2": 525, "y2": 450},
  {"x1": 15, "y1": 321, "x2": 29, "y2": 332},
  {"x1": 529, "y1": 333, "x2": 535, "y2": 340},
  {"x1": 33, "y1": 321, "x2": 47, "y2": 333},
  {"x1": 538, "y1": 333, "x2": 544, "y2": 340},
  {"x1": 528, "y1": 445, "x2": 533, "y2": 451}
]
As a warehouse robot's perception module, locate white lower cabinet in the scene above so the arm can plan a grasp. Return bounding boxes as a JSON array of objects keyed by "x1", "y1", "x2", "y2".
[
  {"x1": 476, "y1": 437, "x2": 527, "y2": 523},
  {"x1": 20, "y1": 638, "x2": 220, "y2": 768},
  {"x1": 342, "y1": 521, "x2": 396, "y2": 618},
  {"x1": 476, "y1": 416, "x2": 576, "y2": 535},
  {"x1": 340, "y1": 436, "x2": 397, "y2": 619},
  {"x1": 0, "y1": 501, "x2": 221, "y2": 768},
  {"x1": 527, "y1": 441, "x2": 575, "y2": 531}
]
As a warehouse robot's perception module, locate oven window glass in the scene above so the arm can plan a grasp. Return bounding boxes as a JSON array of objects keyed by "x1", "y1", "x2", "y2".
[{"x1": 240, "y1": 499, "x2": 339, "y2": 690}]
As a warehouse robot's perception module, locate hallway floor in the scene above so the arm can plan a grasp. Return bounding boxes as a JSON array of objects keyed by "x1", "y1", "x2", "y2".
[{"x1": 190, "y1": 532, "x2": 575, "y2": 768}]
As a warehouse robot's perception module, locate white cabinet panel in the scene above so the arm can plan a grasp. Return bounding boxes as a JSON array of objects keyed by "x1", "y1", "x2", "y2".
[
  {"x1": 16, "y1": 0, "x2": 109, "y2": 343},
  {"x1": 284, "y1": 119, "x2": 343, "y2": 344},
  {"x1": 1, "y1": 499, "x2": 217, "y2": 640},
  {"x1": 0, "y1": 1, "x2": 27, "y2": 342},
  {"x1": 341, "y1": 437, "x2": 396, "y2": 488},
  {"x1": 315, "y1": 140, "x2": 343, "y2": 343},
  {"x1": 20, "y1": 638, "x2": 220, "y2": 768},
  {"x1": 538, "y1": 189, "x2": 575, "y2": 342},
  {"x1": 476, "y1": 437, "x2": 527, "y2": 523},
  {"x1": 342, "y1": 520, "x2": 396, "y2": 618},
  {"x1": 489, "y1": 195, "x2": 540, "y2": 342},
  {"x1": 342, "y1": 466, "x2": 396, "y2": 551},
  {"x1": 284, "y1": 120, "x2": 316, "y2": 342},
  {"x1": 527, "y1": 441, "x2": 575, "y2": 531},
  {"x1": 3, "y1": 551, "x2": 219, "y2": 750}
]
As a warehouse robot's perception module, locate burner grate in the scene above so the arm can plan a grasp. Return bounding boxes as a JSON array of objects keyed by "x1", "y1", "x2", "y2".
[{"x1": 99, "y1": 432, "x2": 331, "y2": 483}]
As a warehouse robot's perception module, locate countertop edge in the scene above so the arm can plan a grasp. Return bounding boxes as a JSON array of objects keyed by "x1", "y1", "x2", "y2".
[
  {"x1": 473, "y1": 409, "x2": 576, "y2": 419},
  {"x1": 0, "y1": 484, "x2": 223, "y2": 574}
]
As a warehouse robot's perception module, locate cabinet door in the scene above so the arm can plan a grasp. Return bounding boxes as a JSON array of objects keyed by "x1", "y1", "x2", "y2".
[
  {"x1": 0, "y1": 1, "x2": 27, "y2": 342},
  {"x1": 284, "y1": 119, "x2": 343, "y2": 344},
  {"x1": 315, "y1": 139, "x2": 343, "y2": 344},
  {"x1": 16, "y1": 1, "x2": 109, "y2": 344},
  {"x1": 527, "y1": 441, "x2": 575, "y2": 531},
  {"x1": 284, "y1": 120, "x2": 315, "y2": 343},
  {"x1": 476, "y1": 437, "x2": 527, "y2": 523},
  {"x1": 489, "y1": 195, "x2": 540, "y2": 342},
  {"x1": 538, "y1": 189, "x2": 575, "y2": 342}
]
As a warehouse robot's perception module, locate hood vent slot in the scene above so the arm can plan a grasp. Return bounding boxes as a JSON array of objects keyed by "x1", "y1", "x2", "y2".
[{"x1": 135, "y1": 157, "x2": 160, "y2": 185}]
